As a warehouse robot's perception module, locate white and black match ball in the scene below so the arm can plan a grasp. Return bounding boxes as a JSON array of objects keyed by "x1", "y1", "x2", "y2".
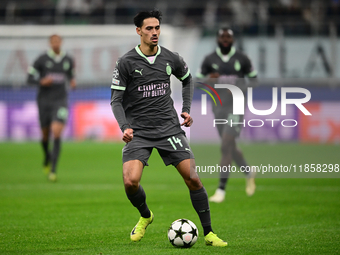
[{"x1": 167, "y1": 219, "x2": 198, "y2": 248}]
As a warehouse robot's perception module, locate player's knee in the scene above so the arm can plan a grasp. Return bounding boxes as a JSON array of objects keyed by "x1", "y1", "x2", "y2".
[
  {"x1": 221, "y1": 142, "x2": 233, "y2": 155},
  {"x1": 53, "y1": 134, "x2": 62, "y2": 139},
  {"x1": 221, "y1": 135, "x2": 236, "y2": 154},
  {"x1": 124, "y1": 178, "x2": 139, "y2": 193},
  {"x1": 51, "y1": 123, "x2": 64, "y2": 139},
  {"x1": 52, "y1": 128, "x2": 63, "y2": 139},
  {"x1": 232, "y1": 148, "x2": 243, "y2": 158},
  {"x1": 42, "y1": 135, "x2": 49, "y2": 141},
  {"x1": 186, "y1": 177, "x2": 203, "y2": 191},
  {"x1": 41, "y1": 128, "x2": 50, "y2": 140}
]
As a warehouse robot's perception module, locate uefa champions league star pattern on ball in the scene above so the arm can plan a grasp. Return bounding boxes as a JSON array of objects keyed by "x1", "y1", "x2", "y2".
[{"x1": 167, "y1": 219, "x2": 198, "y2": 248}]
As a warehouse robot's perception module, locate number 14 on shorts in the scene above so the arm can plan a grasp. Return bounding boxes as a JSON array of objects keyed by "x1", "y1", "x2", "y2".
[{"x1": 167, "y1": 136, "x2": 183, "y2": 150}]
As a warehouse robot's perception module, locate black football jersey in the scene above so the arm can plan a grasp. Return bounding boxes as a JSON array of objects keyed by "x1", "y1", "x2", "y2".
[
  {"x1": 28, "y1": 50, "x2": 74, "y2": 103},
  {"x1": 197, "y1": 46, "x2": 257, "y2": 109},
  {"x1": 111, "y1": 45, "x2": 190, "y2": 138}
]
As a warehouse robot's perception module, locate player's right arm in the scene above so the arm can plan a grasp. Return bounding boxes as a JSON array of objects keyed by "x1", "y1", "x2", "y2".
[
  {"x1": 39, "y1": 77, "x2": 53, "y2": 86},
  {"x1": 172, "y1": 53, "x2": 194, "y2": 127},
  {"x1": 242, "y1": 54, "x2": 258, "y2": 87},
  {"x1": 67, "y1": 56, "x2": 76, "y2": 89},
  {"x1": 110, "y1": 58, "x2": 132, "y2": 143},
  {"x1": 27, "y1": 56, "x2": 53, "y2": 86},
  {"x1": 111, "y1": 89, "x2": 133, "y2": 143}
]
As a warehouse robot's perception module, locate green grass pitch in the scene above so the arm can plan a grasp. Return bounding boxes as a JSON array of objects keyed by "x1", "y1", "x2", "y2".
[{"x1": 0, "y1": 141, "x2": 339, "y2": 254}]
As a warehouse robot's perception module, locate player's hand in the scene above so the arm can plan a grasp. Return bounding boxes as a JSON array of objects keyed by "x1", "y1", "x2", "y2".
[
  {"x1": 122, "y1": 128, "x2": 133, "y2": 143},
  {"x1": 70, "y1": 79, "x2": 76, "y2": 90},
  {"x1": 209, "y1": 72, "x2": 220, "y2": 79},
  {"x1": 181, "y1": 112, "x2": 193, "y2": 127},
  {"x1": 40, "y1": 76, "x2": 53, "y2": 86}
]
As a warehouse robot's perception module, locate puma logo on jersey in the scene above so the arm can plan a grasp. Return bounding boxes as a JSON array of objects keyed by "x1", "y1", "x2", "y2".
[{"x1": 135, "y1": 69, "x2": 143, "y2": 76}]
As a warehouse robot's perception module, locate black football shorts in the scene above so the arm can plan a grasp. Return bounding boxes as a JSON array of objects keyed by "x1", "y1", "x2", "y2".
[
  {"x1": 37, "y1": 100, "x2": 68, "y2": 128},
  {"x1": 122, "y1": 133, "x2": 194, "y2": 167}
]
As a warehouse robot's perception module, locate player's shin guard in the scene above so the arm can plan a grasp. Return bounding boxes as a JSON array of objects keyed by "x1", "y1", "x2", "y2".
[
  {"x1": 126, "y1": 185, "x2": 151, "y2": 218},
  {"x1": 51, "y1": 138, "x2": 61, "y2": 173},
  {"x1": 190, "y1": 187, "x2": 213, "y2": 236}
]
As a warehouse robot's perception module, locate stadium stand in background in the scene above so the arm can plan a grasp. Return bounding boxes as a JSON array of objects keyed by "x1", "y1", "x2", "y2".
[{"x1": 0, "y1": 0, "x2": 340, "y2": 35}]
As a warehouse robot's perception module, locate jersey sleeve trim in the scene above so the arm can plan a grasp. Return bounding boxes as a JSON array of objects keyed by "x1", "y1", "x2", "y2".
[
  {"x1": 27, "y1": 66, "x2": 38, "y2": 75},
  {"x1": 247, "y1": 70, "x2": 258, "y2": 77},
  {"x1": 111, "y1": 85, "x2": 126, "y2": 91},
  {"x1": 135, "y1": 45, "x2": 161, "y2": 64},
  {"x1": 179, "y1": 69, "x2": 190, "y2": 81}
]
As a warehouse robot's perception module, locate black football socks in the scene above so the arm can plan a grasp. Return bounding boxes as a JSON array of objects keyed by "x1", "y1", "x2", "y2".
[
  {"x1": 51, "y1": 138, "x2": 61, "y2": 173},
  {"x1": 41, "y1": 140, "x2": 50, "y2": 167},
  {"x1": 126, "y1": 185, "x2": 151, "y2": 218},
  {"x1": 218, "y1": 170, "x2": 230, "y2": 190},
  {"x1": 190, "y1": 187, "x2": 213, "y2": 236}
]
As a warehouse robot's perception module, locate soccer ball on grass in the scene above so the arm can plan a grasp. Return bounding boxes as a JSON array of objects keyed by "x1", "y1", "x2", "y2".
[{"x1": 167, "y1": 219, "x2": 198, "y2": 248}]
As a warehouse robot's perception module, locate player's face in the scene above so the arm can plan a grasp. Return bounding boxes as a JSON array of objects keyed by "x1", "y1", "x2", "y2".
[
  {"x1": 218, "y1": 31, "x2": 233, "y2": 48},
  {"x1": 50, "y1": 36, "x2": 62, "y2": 54},
  {"x1": 137, "y1": 18, "x2": 160, "y2": 47}
]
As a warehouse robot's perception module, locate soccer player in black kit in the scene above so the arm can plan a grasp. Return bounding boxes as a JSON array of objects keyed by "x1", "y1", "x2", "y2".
[
  {"x1": 196, "y1": 28, "x2": 257, "y2": 203},
  {"x1": 27, "y1": 34, "x2": 76, "y2": 182},
  {"x1": 110, "y1": 10, "x2": 227, "y2": 246}
]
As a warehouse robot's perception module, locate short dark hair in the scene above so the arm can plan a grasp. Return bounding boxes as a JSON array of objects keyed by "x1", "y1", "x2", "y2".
[
  {"x1": 217, "y1": 27, "x2": 234, "y2": 37},
  {"x1": 133, "y1": 10, "x2": 162, "y2": 27}
]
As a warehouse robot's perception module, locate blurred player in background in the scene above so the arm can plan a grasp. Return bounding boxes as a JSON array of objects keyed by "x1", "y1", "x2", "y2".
[
  {"x1": 27, "y1": 34, "x2": 76, "y2": 182},
  {"x1": 110, "y1": 10, "x2": 227, "y2": 246},
  {"x1": 196, "y1": 28, "x2": 257, "y2": 203}
]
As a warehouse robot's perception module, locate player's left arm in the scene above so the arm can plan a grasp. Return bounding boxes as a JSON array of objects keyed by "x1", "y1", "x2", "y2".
[
  {"x1": 243, "y1": 54, "x2": 258, "y2": 86},
  {"x1": 67, "y1": 57, "x2": 76, "y2": 89},
  {"x1": 180, "y1": 75, "x2": 193, "y2": 127},
  {"x1": 69, "y1": 79, "x2": 76, "y2": 89},
  {"x1": 173, "y1": 53, "x2": 194, "y2": 127}
]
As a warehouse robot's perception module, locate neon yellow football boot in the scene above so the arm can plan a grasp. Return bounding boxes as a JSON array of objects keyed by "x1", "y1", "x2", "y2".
[
  {"x1": 130, "y1": 211, "x2": 154, "y2": 242},
  {"x1": 205, "y1": 232, "x2": 228, "y2": 247},
  {"x1": 48, "y1": 172, "x2": 57, "y2": 182},
  {"x1": 43, "y1": 164, "x2": 51, "y2": 175}
]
